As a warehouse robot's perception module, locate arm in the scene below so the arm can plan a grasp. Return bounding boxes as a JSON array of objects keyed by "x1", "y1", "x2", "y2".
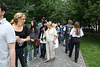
[{"x1": 8, "y1": 42, "x2": 15, "y2": 67}]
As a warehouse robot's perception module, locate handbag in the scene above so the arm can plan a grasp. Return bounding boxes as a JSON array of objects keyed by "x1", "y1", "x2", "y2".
[
  {"x1": 35, "y1": 40, "x2": 39, "y2": 48},
  {"x1": 67, "y1": 36, "x2": 72, "y2": 44}
]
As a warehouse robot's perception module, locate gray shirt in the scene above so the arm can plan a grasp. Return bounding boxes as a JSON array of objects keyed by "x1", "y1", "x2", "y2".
[
  {"x1": 0, "y1": 18, "x2": 16, "y2": 67},
  {"x1": 63, "y1": 24, "x2": 73, "y2": 34}
]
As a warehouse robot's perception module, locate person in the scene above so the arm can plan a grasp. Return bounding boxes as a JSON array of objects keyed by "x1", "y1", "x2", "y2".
[
  {"x1": 61, "y1": 23, "x2": 66, "y2": 46},
  {"x1": 44, "y1": 21, "x2": 57, "y2": 62},
  {"x1": 38, "y1": 20, "x2": 47, "y2": 59},
  {"x1": 69, "y1": 22, "x2": 84, "y2": 63},
  {"x1": 0, "y1": 2, "x2": 16, "y2": 67},
  {"x1": 28, "y1": 20, "x2": 39, "y2": 60},
  {"x1": 63, "y1": 20, "x2": 73, "y2": 53},
  {"x1": 11, "y1": 13, "x2": 30, "y2": 67},
  {"x1": 57, "y1": 23, "x2": 61, "y2": 44}
]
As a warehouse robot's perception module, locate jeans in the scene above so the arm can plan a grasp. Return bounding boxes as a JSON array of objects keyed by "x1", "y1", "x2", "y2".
[
  {"x1": 28, "y1": 44, "x2": 33, "y2": 61},
  {"x1": 33, "y1": 43, "x2": 37, "y2": 57},
  {"x1": 40, "y1": 43, "x2": 46, "y2": 57},
  {"x1": 28, "y1": 41, "x2": 37, "y2": 58},
  {"x1": 23, "y1": 46, "x2": 28, "y2": 67},
  {"x1": 58, "y1": 33, "x2": 62, "y2": 44},
  {"x1": 65, "y1": 35, "x2": 69, "y2": 52},
  {"x1": 16, "y1": 48, "x2": 25, "y2": 67}
]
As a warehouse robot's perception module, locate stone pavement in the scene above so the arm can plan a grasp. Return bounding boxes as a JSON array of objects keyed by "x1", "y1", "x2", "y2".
[{"x1": 18, "y1": 44, "x2": 87, "y2": 67}]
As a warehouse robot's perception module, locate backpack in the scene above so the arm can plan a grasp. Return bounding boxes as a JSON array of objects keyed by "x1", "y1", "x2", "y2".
[{"x1": 65, "y1": 24, "x2": 73, "y2": 35}]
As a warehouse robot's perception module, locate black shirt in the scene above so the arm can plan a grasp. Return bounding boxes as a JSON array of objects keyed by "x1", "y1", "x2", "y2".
[{"x1": 15, "y1": 26, "x2": 29, "y2": 49}]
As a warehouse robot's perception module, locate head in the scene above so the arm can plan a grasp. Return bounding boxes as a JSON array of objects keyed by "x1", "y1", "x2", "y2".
[
  {"x1": 10, "y1": 13, "x2": 26, "y2": 26},
  {"x1": 74, "y1": 22, "x2": 80, "y2": 28},
  {"x1": 58, "y1": 23, "x2": 60, "y2": 27},
  {"x1": 33, "y1": 20, "x2": 37, "y2": 27},
  {"x1": 31, "y1": 21, "x2": 34, "y2": 26},
  {"x1": 68, "y1": 20, "x2": 73, "y2": 24},
  {"x1": 43, "y1": 20, "x2": 47, "y2": 27},
  {"x1": 0, "y1": 2, "x2": 7, "y2": 20},
  {"x1": 52, "y1": 23, "x2": 56, "y2": 28},
  {"x1": 31, "y1": 20, "x2": 37, "y2": 33},
  {"x1": 74, "y1": 22, "x2": 80, "y2": 35},
  {"x1": 47, "y1": 21, "x2": 52, "y2": 28},
  {"x1": 42, "y1": 17, "x2": 45, "y2": 22}
]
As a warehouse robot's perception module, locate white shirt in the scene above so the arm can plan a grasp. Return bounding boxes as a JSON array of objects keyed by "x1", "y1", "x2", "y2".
[
  {"x1": 0, "y1": 18, "x2": 16, "y2": 67},
  {"x1": 70, "y1": 28, "x2": 84, "y2": 38},
  {"x1": 45, "y1": 28, "x2": 57, "y2": 41},
  {"x1": 40, "y1": 33, "x2": 46, "y2": 43}
]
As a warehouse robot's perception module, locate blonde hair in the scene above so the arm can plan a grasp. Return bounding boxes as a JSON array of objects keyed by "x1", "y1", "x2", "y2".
[
  {"x1": 47, "y1": 21, "x2": 52, "y2": 26},
  {"x1": 10, "y1": 13, "x2": 26, "y2": 26},
  {"x1": 52, "y1": 23, "x2": 55, "y2": 27}
]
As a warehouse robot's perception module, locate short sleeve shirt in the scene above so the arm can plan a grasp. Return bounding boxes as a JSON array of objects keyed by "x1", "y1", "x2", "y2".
[
  {"x1": 0, "y1": 18, "x2": 16, "y2": 67},
  {"x1": 70, "y1": 28, "x2": 84, "y2": 38},
  {"x1": 45, "y1": 28, "x2": 57, "y2": 41}
]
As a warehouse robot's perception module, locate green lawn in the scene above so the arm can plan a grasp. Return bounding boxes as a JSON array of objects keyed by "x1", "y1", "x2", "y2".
[{"x1": 80, "y1": 36, "x2": 100, "y2": 67}]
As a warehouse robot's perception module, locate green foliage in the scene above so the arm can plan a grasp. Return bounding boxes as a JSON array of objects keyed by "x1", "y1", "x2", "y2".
[{"x1": 1, "y1": 0, "x2": 100, "y2": 25}]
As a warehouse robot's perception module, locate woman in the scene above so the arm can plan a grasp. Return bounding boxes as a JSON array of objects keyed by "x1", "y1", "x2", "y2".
[
  {"x1": 44, "y1": 21, "x2": 57, "y2": 62},
  {"x1": 38, "y1": 20, "x2": 47, "y2": 59},
  {"x1": 69, "y1": 22, "x2": 84, "y2": 63},
  {"x1": 28, "y1": 20, "x2": 39, "y2": 60},
  {"x1": 10, "y1": 13, "x2": 30, "y2": 67}
]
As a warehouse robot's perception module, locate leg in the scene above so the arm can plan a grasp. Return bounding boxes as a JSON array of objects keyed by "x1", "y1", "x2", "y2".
[
  {"x1": 65, "y1": 35, "x2": 69, "y2": 53},
  {"x1": 49, "y1": 41, "x2": 55, "y2": 59},
  {"x1": 33, "y1": 43, "x2": 37, "y2": 57},
  {"x1": 15, "y1": 49, "x2": 18, "y2": 67},
  {"x1": 75, "y1": 39, "x2": 80, "y2": 62},
  {"x1": 24, "y1": 46, "x2": 28, "y2": 67},
  {"x1": 43, "y1": 43, "x2": 46, "y2": 58},
  {"x1": 19, "y1": 48, "x2": 25, "y2": 67},
  {"x1": 46, "y1": 41, "x2": 50, "y2": 60},
  {"x1": 28, "y1": 45, "x2": 32, "y2": 61},
  {"x1": 40, "y1": 43, "x2": 43, "y2": 57},
  {"x1": 69, "y1": 39, "x2": 74, "y2": 58}
]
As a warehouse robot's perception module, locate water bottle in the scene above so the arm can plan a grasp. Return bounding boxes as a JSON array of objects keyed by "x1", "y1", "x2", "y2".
[
  {"x1": 17, "y1": 40, "x2": 23, "y2": 47},
  {"x1": 53, "y1": 45, "x2": 56, "y2": 49}
]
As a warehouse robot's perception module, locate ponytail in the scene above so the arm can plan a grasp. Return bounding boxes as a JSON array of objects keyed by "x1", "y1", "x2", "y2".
[{"x1": 10, "y1": 19, "x2": 14, "y2": 24}]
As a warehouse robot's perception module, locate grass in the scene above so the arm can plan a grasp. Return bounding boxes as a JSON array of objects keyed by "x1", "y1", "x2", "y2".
[{"x1": 80, "y1": 35, "x2": 100, "y2": 67}]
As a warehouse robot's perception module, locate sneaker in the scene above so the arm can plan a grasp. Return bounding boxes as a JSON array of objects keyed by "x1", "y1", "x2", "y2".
[{"x1": 34, "y1": 57, "x2": 37, "y2": 60}]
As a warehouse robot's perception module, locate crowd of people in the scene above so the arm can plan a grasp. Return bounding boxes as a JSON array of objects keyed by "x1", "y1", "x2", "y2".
[{"x1": 0, "y1": 2, "x2": 84, "y2": 67}]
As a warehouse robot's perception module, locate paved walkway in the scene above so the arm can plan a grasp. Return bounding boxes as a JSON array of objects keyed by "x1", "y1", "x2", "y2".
[{"x1": 18, "y1": 44, "x2": 87, "y2": 67}]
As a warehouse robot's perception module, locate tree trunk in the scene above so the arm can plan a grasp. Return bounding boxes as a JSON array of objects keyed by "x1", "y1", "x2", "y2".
[{"x1": 88, "y1": 19, "x2": 91, "y2": 38}]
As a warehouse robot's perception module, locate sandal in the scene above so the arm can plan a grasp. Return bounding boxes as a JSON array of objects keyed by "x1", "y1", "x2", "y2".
[
  {"x1": 44, "y1": 59, "x2": 50, "y2": 63},
  {"x1": 51, "y1": 57, "x2": 55, "y2": 61}
]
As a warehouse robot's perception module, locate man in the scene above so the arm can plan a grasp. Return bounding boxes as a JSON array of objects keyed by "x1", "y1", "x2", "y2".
[
  {"x1": 0, "y1": 2, "x2": 16, "y2": 67},
  {"x1": 63, "y1": 20, "x2": 73, "y2": 53}
]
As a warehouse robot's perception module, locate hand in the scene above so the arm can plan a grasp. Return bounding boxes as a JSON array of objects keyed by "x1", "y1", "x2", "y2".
[
  {"x1": 16, "y1": 36, "x2": 20, "y2": 41},
  {"x1": 53, "y1": 41, "x2": 56, "y2": 45},
  {"x1": 43, "y1": 28, "x2": 45, "y2": 31},
  {"x1": 31, "y1": 39, "x2": 34, "y2": 42},
  {"x1": 20, "y1": 38, "x2": 27, "y2": 43}
]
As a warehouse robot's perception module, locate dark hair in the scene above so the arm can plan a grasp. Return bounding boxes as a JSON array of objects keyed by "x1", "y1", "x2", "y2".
[
  {"x1": 74, "y1": 22, "x2": 80, "y2": 35},
  {"x1": 31, "y1": 20, "x2": 38, "y2": 33},
  {"x1": 0, "y1": 2, "x2": 7, "y2": 11}
]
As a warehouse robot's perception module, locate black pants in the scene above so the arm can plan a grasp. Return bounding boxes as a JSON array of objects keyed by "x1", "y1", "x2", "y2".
[
  {"x1": 16, "y1": 48, "x2": 25, "y2": 67},
  {"x1": 69, "y1": 37, "x2": 81, "y2": 61}
]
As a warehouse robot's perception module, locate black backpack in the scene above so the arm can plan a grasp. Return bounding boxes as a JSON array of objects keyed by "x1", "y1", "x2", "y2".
[{"x1": 65, "y1": 25, "x2": 73, "y2": 35}]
